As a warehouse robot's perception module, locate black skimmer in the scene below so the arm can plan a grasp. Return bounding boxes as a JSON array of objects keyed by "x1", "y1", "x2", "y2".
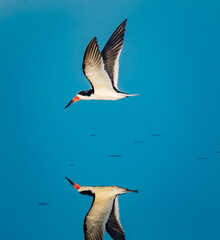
[
  {"x1": 65, "y1": 19, "x2": 139, "y2": 108},
  {"x1": 65, "y1": 177, "x2": 138, "y2": 240}
]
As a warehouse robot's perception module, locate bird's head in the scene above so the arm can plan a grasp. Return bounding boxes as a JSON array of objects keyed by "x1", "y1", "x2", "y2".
[
  {"x1": 65, "y1": 177, "x2": 94, "y2": 196},
  {"x1": 65, "y1": 89, "x2": 95, "y2": 108},
  {"x1": 65, "y1": 95, "x2": 80, "y2": 108}
]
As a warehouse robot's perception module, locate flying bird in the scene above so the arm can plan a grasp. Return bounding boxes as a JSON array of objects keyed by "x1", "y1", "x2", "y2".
[
  {"x1": 65, "y1": 19, "x2": 139, "y2": 108},
  {"x1": 65, "y1": 177, "x2": 138, "y2": 240}
]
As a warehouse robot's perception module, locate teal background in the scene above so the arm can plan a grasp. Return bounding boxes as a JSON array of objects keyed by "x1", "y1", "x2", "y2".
[{"x1": 1, "y1": 0, "x2": 220, "y2": 239}]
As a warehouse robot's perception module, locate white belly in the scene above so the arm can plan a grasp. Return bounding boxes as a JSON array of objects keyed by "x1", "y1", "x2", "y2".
[
  {"x1": 80, "y1": 91, "x2": 127, "y2": 100},
  {"x1": 93, "y1": 91, "x2": 127, "y2": 100}
]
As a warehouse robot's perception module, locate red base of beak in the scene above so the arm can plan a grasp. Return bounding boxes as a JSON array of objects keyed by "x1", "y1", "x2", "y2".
[{"x1": 65, "y1": 96, "x2": 80, "y2": 108}]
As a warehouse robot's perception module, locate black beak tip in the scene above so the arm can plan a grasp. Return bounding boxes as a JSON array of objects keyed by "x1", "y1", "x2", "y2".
[
  {"x1": 65, "y1": 103, "x2": 70, "y2": 109},
  {"x1": 65, "y1": 176, "x2": 74, "y2": 185},
  {"x1": 65, "y1": 100, "x2": 73, "y2": 109}
]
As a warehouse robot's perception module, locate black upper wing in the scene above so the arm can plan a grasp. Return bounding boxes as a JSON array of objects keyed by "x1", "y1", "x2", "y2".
[
  {"x1": 101, "y1": 19, "x2": 127, "y2": 90},
  {"x1": 82, "y1": 37, "x2": 115, "y2": 92}
]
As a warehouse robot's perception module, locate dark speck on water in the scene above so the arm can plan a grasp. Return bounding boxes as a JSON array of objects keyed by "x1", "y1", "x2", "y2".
[
  {"x1": 133, "y1": 141, "x2": 144, "y2": 143},
  {"x1": 90, "y1": 134, "x2": 97, "y2": 136},
  {"x1": 38, "y1": 203, "x2": 48, "y2": 206},
  {"x1": 216, "y1": 151, "x2": 220, "y2": 153},
  {"x1": 197, "y1": 157, "x2": 209, "y2": 160},
  {"x1": 69, "y1": 164, "x2": 75, "y2": 166},
  {"x1": 108, "y1": 155, "x2": 122, "y2": 158},
  {"x1": 150, "y1": 134, "x2": 162, "y2": 136}
]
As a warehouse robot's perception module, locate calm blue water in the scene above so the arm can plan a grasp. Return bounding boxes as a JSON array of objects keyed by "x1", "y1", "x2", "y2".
[{"x1": 1, "y1": 1, "x2": 220, "y2": 239}]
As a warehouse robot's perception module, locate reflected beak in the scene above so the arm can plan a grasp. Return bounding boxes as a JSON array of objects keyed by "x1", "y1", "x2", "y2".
[
  {"x1": 65, "y1": 177, "x2": 81, "y2": 190},
  {"x1": 65, "y1": 96, "x2": 80, "y2": 108}
]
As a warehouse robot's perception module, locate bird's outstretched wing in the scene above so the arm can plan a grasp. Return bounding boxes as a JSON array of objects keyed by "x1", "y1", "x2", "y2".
[
  {"x1": 106, "y1": 196, "x2": 126, "y2": 240},
  {"x1": 101, "y1": 19, "x2": 127, "y2": 90},
  {"x1": 82, "y1": 37, "x2": 114, "y2": 93},
  {"x1": 84, "y1": 220, "x2": 104, "y2": 240},
  {"x1": 84, "y1": 195, "x2": 115, "y2": 240}
]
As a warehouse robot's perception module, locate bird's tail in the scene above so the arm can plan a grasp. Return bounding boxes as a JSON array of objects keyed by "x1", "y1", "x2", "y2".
[
  {"x1": 125, "y1": 93, "x2": 140, "y2": 97},
  {"x1": 126, "y1": 189, "x2": 138, "y2": 193},
  {"x1": 128, "y1": 189, "x2": 138, "y2": 193}
]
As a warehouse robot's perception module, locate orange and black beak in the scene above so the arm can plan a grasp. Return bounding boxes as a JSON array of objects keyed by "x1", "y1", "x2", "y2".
[
  {"x1": 65, "y1": 177, "x2": 81, "y2": 190},
  {"x1": 65, "y1": 96, "x2": 80, "y2": 108}
]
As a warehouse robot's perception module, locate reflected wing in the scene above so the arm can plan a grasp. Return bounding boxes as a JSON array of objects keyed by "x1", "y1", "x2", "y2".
[
  {"x1": 84, "y1": 194, "x2": 115, "y2": 240},
  {"x1": 82, "y1": 37, "x2": 114, "y2": 93},
  {"x1": 101, "y1": 19, "x2": 127, "y2": 90},
  {"x1": 84, "y1": 221, "x2": 104, "y2": 240},
  {"x1": 106, "y1": 197, "x2": 125, "y2": 240}
]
